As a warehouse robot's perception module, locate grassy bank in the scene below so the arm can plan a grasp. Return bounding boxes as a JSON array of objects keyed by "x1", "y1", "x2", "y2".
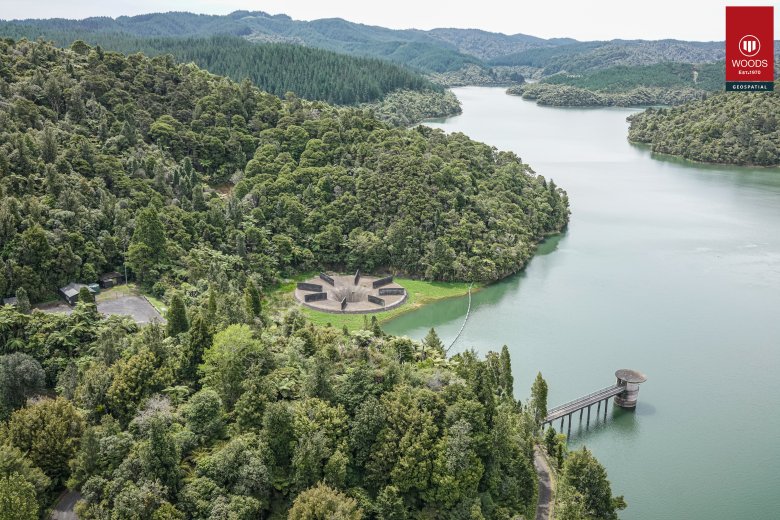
[{"x1": 269, "y1": 275, "x2": 476, "y2": 330}]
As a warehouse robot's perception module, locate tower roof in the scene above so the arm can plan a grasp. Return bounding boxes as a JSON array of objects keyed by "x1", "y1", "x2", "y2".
[{"x1": 615, "y1": 369, "x2": 647, "y2": 384}]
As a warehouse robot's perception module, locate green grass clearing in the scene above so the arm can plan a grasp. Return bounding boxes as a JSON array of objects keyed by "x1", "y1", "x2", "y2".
[{"x1": 270, "y1": 276, "x2": 476, "y2": 330}]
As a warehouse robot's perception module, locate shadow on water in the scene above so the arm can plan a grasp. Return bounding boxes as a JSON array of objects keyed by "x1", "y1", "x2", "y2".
[
  {"x1": 384, "y1": 232, "x2": 568, "y2": 337},
  {"x1": 474, "y1": 231, "x2": 569, "y2": 299},
  {"x1": 547, "y1": 400, "x2": 657, "y2": 443},
  {"x1": 564, "y1": 402, "x2": 649, "y2": 442},
  {"x1": 633, "y1": 401, "x2": 656, "y2": 417},
  {"x1": 629, "y1": 142, "x2": 780, "y2": 190},
  {"x1": 535, "y1": 231, "x2": 567, "y2": 256}
]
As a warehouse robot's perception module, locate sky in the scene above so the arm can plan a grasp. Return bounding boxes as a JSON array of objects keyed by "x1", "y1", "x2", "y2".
[{"x1": 1, "y1": 0, "x2": 778, "y2": 41}]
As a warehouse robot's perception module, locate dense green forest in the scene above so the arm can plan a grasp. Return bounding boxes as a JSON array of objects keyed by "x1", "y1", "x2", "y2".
[
  {"x1": 0, "y1": 32, "x2": 441, "y2": 106},
  {"x1": 628, "y1": 87, "x2": 780, "y2": 166},
  {"x1": 103, "y1": 35, "x2": 441, "y2": 105},
  {"x1": 0, "y1": 37, "x2": 625, "y2": 520},
  {"x1": 0, "y1": 11, "x2": 562, "y2": 65},
  {"x1": 363, "y1": 89, "x2": 462, "y2": 127},
  {"x1": 428, "y1": 65, "x2": 526, "y2": 87},
  {"x1": 489, "y1": 40, "x2": 725, "y2": 74},
  {"x1": 509, "y1": 84, "x2": 708, "y2": 107},
  {"x1": 540, "y1": 62, "x2": 723, "y2": 93},
  {"x1": 424, "y1": 28, "x2": 559, "y2": 60},
  {"x1": 506, "y1": 62, "x2": 723, "y2": 107},
  {"x1": 1, "y1": 10, "x2": 744, "y2": 83},
  {"x1": 0, "y1": 37, "x2": 568, "y2": 304},
  {"x1": 0, "y1": 12, "x2": 490, "y2": 74},
  {"x1": 0, "y1": 299, "x2": 624, "y2": 519}
]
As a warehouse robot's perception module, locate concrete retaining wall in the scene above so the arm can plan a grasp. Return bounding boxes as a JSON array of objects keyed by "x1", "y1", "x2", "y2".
[
  {"x1": 372, "y1": 276, "x2": 394, "y2": 288},
  {"x1": 304, "y1": 292, "x2": 328, "y2": 302}
]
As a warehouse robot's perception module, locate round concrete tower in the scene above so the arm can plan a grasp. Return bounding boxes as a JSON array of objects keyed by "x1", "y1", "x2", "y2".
[{"x1": 614, "y1": 369, "x2": 648, "y2": 409}]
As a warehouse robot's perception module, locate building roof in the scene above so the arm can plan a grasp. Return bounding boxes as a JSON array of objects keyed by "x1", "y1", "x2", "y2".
[
  {"x1": 100, "y1": 272, "x2": 123, "y2": 281},
  {"x1": 2, "y1": 297, "x2": 17, "y2": 305},
  {"x1": 59, "y1": 282, "x2": 96, "y2": 298}
]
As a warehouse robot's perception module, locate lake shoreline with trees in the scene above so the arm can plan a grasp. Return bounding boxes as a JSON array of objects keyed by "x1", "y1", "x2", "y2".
[
  {"x1": 0, "y1": 38, "x2": 589, "y2": 519},
  {"x1": 628, "y1": 85, "x2": 779, "y2": 166},
  {"x1": 3, "y1": 7, "x2": 775, "y2": 519}
]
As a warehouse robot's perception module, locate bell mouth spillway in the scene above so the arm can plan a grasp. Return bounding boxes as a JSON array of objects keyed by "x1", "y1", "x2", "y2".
[
  {"x1": 294, "y1": 272, "x2": 407, "y2": 314},
  {"x1": 332, "y1": 285, "x2": 370, "y2": 303}
]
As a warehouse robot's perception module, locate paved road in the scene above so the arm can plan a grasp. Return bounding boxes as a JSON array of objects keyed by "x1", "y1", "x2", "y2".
[
  {"x1": 534, "y1": 446, "x2": 554, "y2": 520},
  {"x1": 51, "y1": 491, "x2": 81, "y2": 520}
]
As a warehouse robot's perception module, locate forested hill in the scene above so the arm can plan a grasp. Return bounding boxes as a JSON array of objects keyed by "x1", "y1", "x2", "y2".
[
  {"x1": 489, "y1": 39, "x2": 725, "y2": 74},
  {"x1": 0, "y1": 10, "x2": 733, "y2": 78},
  {"x1": 72, "y1": 35, "x2": 441, "y2": 105},
  {"x1": 507, "y1": 62, "x2": 723, "y2": 107},
  {"x1": 0, "y1": 36, "x2": 624, "y2": 520},
  {"x1": 0, "y1": 38, "x2": 568, "y2": 306},
  {"x1": 0, "y1": 12, "x2": 489, "y2": 73},
  {"x1": 628, "y1": 87, "x2": 780, "y2": 166},
  {"x1": 540, "y1": 62, "x2": 723, "y2": 92},
  {"x1": 0, "y1": 31, "x2": 461, "y2": 123}
]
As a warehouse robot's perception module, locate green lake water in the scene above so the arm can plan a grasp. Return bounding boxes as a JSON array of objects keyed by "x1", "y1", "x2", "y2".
[{"x1": 384, "y1": 87, "x2": 780, "y2": 520}]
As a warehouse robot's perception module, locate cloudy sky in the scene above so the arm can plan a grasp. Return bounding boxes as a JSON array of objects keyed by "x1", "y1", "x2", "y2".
[{"x1": 1, "y1": 0, "x2": 777, "y2": 41}]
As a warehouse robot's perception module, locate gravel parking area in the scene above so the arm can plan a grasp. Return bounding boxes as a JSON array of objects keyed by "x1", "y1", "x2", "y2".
[
  {"x1": 37, "y1": 294, "x2": 164, "y2": 324},
  {"x1": 97, "y1": 295, "x2": 164, "y2": 323}
]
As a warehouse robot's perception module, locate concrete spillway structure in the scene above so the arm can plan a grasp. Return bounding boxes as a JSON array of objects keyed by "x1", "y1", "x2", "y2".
[
  {"x1": 294, "y1": 273, "x2": 407, "y2": 314},
  {"x1": 614, "y1": 369, "x2": 648, "y2": 409}
]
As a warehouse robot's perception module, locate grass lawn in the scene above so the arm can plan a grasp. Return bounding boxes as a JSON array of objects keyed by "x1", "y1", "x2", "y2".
[{"x1": 269, "y1": 275, "x2": 476, "y2": 330}]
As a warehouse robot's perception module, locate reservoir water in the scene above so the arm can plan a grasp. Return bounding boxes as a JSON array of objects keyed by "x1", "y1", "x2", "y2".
[{"x1": 384, "y1": 87, "x2": 780, "y2": 519}]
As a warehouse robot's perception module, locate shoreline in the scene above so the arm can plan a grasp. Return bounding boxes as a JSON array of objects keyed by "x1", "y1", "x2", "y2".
[
  {"x1": 628, "y1": 140, "x2": 780, "y2": 169},
  {"x1": 280, "y1": 234, "x2": 564, "y2": 331},
  {"x1": 297, "y1": 278, "x2": 482, "y2": 330}
]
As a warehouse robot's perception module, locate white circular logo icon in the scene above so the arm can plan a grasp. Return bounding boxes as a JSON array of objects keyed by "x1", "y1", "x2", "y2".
[{"x1": 738, "y1": 35, "x2": 761, "y2": 57}]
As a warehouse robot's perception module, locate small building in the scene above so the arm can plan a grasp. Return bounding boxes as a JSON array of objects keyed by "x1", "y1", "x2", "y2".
[
  {"x1": 2, "y1": 297, "x2": 17, "y2": 307},
  {"x1": 99, "y1": 272, "x2": 124, "y2": 289},
  {"x1": 59, "y1": 283, "x2": 97, "y2": 306}
]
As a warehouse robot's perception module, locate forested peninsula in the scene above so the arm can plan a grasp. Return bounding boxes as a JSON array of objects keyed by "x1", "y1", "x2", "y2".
[
  {"x1": 628, "y1": 86, "x2": 780, "y2": 166},
  {"x1": 509, "y1": 83, "x2": 708, "y2": 107},
  {"x1": 0, "y1": 37, "x2": 630, "y2": 520},
  {"x1": 507, "y1": 62, "x2": 721, "y2": 107},
  {"x1": 0, "y1": 38, "x2": 568, "y2": 305}
]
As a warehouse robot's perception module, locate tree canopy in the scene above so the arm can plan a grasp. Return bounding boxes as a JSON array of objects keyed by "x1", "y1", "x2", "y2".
[
  {"x1": 628, "y1": 87, "x2": 780, "y2": 166},
  {"x1": 0, "y1": 38, "x2": 568, "y2": 305},
  {"x1": 0, "y1": 36, "x2": 625, "y2": 520},
  {"x1": 0, "y1": 297, "x2": 578, "y2": 519}
]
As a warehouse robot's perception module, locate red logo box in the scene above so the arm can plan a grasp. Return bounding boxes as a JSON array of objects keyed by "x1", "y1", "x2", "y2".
[{"x1": 726, "y1": 6, "x2": 774, "y2": 91}]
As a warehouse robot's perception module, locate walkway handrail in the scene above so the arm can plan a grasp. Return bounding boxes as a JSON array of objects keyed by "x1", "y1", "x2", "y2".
[
  {"x1": 547, "y1": 384, "x2": 622, "y2": 415},
  {"x1": 446, "y1": 282, "x2": 473, "y2": 354},
  {"x1": 541, "y1": 369, "x2": 646, "y2": 435},
  {"x1": 544, "y1": 384, "x2": 625, "y2": 424}
]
